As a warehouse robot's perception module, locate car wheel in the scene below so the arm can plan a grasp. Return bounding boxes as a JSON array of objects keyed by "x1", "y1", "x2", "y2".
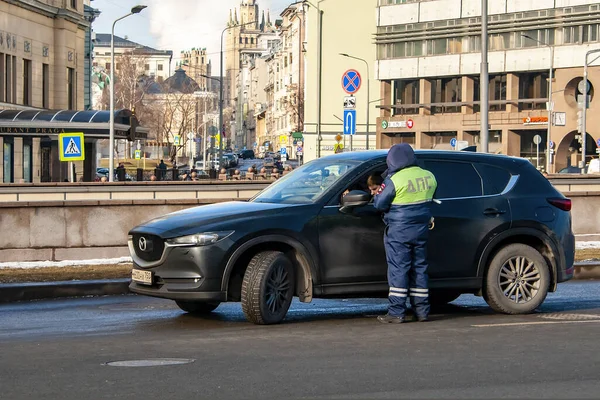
[
  {"x1": 429, "y1": 290, "x2": 461, "y2": 306},
  {"x1": 175, "y1": 301, "x2": 220, "y2": 314},
  {"x1": 241, "y1": 251, "x2": 295, "y2": 325},
  {"x1": 483, "y1": 244, "x2": 550, "y2": 314}
]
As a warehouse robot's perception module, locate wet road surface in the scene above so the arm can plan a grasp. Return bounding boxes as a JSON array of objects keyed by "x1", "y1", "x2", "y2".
[{"x1": 1, "y1": 281, "x2": 599, "y2": 399}]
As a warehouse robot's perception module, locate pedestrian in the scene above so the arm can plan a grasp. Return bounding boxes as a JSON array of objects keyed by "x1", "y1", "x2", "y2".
[
  {"x1": 373, "y1": 143, "x2": 438, "y2": 324},
  {"x1": 158, "y1": 159, "x2": 167, "y2": 180}
]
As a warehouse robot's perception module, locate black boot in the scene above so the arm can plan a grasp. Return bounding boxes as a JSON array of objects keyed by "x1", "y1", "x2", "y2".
[{"x1": 377, "y1": 314, "x2": 405, "y2": 324}]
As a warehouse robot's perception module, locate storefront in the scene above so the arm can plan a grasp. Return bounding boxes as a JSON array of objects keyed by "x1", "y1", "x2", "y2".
[{"x1": 0, "y1": 109, "x2": 147, "y2": 183}]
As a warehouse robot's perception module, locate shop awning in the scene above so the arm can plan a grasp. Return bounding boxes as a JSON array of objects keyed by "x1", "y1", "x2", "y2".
[{"x1": 0, "y1": 109, "x2": 148, "y2": 139}]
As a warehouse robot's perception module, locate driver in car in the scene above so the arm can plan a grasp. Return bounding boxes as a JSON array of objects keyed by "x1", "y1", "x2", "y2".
[{"x1": 373, "y1": 143, "x2": 437, "y2": 324}]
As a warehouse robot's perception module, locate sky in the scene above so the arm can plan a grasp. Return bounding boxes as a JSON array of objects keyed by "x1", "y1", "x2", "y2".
[{"x1": 90, "y1": 0, "x2": 292, "y2": 72}]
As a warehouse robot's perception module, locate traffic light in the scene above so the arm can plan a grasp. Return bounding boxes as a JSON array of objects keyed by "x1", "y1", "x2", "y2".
[
  {"x1": 577, "y1": 109, "x2": 584, "y2": 134},
  {"x1": 128, "y1": 116, "x2": 138, "y2": 142}
]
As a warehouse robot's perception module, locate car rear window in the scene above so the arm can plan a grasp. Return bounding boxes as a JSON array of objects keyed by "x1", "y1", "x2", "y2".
[
  {"x1": 476, "y1": 164, "x2": 512, "y2": 195},
  {"x1": 423, "y1": 160, "x2": 483, "y2": 199}
]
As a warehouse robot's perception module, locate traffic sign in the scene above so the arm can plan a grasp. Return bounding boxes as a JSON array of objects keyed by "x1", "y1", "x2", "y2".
[
  {"x1": 597, "y1": 138, "x2": 600, "y2": 147},
  {"x1": 174, "y1": 135, "x2": 181, "y2": 146},
  {"x1": 407, "y1": 119, "x2": 414, "y2": 129},
  {"x1": 58, "y1": 132, "x2": 85, "y2": 161},
  {"x1": 279, "y1": 134, "x2": 288, "y2": 145},
  {"x1": 343, "y1": 96, "x2": 356, "y2": 109},
  {"x1": 342, "y1": 69, "x2": 361, "y2": 95},
  {"x1": 297, "y1": 146, "x2": 303, "y2": 154},
  {"x1": 280, "y1": 147, "x2": 287, "y2": 156},
  {"x1": 549, "y1": 140, "x2": 555, "y2": 149},
  {"x1": 533, "y1": 135, "x2": 542, "y2": 145},
  {"x1": 134, "y1": 150, "x2": 141, "y2": 160},
  {"x1": 343, "y1": 109, "x2": 357, "y2": 135},
  {"x1": 450, "y1": 138, "x2": 457, "y2": 148}
]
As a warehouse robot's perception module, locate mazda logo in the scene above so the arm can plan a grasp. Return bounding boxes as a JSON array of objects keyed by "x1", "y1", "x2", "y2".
[{"x1": 139, "y1": 237, "x2": 148, "y2": 252}]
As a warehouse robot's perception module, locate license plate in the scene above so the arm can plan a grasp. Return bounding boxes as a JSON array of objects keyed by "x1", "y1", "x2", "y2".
[{"x1": 132, "y1": 269, "x2": 153, "y2": 285}]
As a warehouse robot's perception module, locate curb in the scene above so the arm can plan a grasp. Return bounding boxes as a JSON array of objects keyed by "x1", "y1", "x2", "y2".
[
  {"x1": 0, "y1": 264, "x2": 599, "y2": 304},
  {"x1": 0, "y1": 278, "x2": 131, "y2": 304}
]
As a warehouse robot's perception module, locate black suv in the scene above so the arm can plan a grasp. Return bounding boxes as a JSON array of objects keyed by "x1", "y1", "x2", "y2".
[{"x1": 128, "y1": 150, "x2": 575, "y2": 324}]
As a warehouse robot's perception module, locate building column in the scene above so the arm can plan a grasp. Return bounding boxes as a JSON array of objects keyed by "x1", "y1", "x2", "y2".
[
  {"x1": 13, "y1": 137, "x2": 23, "y2": 183},
  {"x1": 380, "y1": 80, "x2": 392, "y2": 118},
  {"x1": 461, "y1": 77, "x2": 475, "y2": 114},
  {"x1": 457, "y1": 130, "x2": 465, "y2": 141},
  {"x1": 32, "y1": 138, "x2": 41, "y2": 183},
  {"x1": 415, "y1": 131, "x2": 434, "y2": 149},
  {"x1": 502, "y1": 129, "x2": 520, "y2": 156},
  {"x1": 506, "y1": 73, "x2": 519, "y2": 113},
  {"x1": 0, "y1": 137, "x2": 3, "y2": 182},
  {"x1": 419, "y1": 78, "x2": 431, "y2": 116}
]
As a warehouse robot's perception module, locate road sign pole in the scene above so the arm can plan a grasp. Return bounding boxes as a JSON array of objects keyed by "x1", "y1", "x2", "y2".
[
  {"x1": 537, "y1": 142, "x2": 540, "y2": 169},
  {"x1": 69, "y1": 162, "x2": 73, "y2": 183}
]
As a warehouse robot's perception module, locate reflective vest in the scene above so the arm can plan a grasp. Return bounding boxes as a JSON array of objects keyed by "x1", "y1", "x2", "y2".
[{"x1": 390, "y1": 166, "x2": 437, "y2": 206}]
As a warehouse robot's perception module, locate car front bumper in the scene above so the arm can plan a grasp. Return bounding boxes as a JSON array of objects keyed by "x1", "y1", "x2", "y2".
[{"x1": 128, "y1": 236, "x2": 231, "y2": 302}]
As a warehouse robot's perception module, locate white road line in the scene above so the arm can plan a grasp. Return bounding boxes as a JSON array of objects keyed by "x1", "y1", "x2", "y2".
[{"x1": 473, "y1": 319, "x2": 600, "y2": 328}]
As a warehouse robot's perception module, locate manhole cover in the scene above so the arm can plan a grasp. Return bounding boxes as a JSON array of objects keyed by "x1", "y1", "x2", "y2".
[
  {"x1": 540, "y1": 313, "x2": 600, "y2": 321},
  {"x1": 105, "y1": 358, "x2": 195, "y2": 367}
]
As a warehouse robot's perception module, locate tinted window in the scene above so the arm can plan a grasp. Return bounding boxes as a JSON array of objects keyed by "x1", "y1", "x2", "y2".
[
  {"x1": 423, "y1": 160, "x2": 482, "y2": 199},
  {"x1": 476, "y1": 164, "x2": 512, "y2": 195}
]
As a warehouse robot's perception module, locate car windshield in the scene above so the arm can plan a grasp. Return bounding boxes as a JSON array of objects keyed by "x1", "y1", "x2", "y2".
[{"x1": 251, "y1": 159, "x2": 359, "y2": 204}]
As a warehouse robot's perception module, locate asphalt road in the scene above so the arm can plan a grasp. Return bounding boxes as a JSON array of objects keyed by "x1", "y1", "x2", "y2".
[{"x1": 1, "y1": 281, "x2": 599, "y2": 399}]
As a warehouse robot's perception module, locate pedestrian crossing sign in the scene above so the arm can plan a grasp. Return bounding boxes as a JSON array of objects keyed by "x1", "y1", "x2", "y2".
[
  {"x1": 58, "y1": 132, "x2": 85, "y2": 161},
  {"x1": 134, "y1": 150, "x2": 141, "y2": 160}
]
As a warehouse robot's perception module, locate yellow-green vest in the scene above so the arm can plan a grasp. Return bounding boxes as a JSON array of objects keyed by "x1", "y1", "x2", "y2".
[{"x1": 390, "y1": 166, "x2": 437, "y2": 205}]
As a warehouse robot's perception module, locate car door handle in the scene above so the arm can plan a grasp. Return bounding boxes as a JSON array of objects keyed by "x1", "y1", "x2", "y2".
[{"x1": 483, "y1": 208, "x2": 506, "y2": 216}]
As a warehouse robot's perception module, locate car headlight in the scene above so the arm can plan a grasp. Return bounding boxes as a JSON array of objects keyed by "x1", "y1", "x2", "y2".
[{"x1": 166, "y1": 231, "x2": 234, "y2": 246}]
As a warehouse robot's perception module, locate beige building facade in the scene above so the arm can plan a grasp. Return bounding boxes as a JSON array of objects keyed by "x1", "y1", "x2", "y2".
[
  {"x1": 375, "y1": 0, "x2": 600, "y2": 173},
  {"x1": 303, "y1": 0, "x2": 380, "y2": 162},
  {"x1": 180, "y1": 48, "x2": 212, "y2": 92},
  {"x1": 0, "y1": 0, "x2": 89, "y2": 183}
]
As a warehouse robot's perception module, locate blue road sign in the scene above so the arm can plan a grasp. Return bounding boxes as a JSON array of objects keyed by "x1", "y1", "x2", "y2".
[
  {"x1": 342, "y1": 69, "x2": 362, "y2": 95},
  {"x1": 597, "y1": 138, "x2": 600, "y2": 147},
  {"x1": 280, "y1": 147, "x2": 287, "y2": 155},
  {"x1": 450, "y1": 138, "x2": 457, "y2": 147},
  {"x1": 58, "y1": 132, "x2": 85, "y2": 161},
  {"x1": 343, "y1": 109, "x2": 357, "y2": 135}
]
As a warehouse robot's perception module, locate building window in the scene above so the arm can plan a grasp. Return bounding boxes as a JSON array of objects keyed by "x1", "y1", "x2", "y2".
[
  {"x1": 4, "y1": 55, "x2": 16, "y2": 103},
  {"x1": 116, "y1": 63, "x2": 121, "y2": 70},
  {"x1": 431, "y1": 77, "x2": 462, "y2": 114},
  {"x1": 71, "y1": 0, "x2": 77, "y2": 10},
  {"x1": 393, "y1": 79, "x2": 420, "y2": 115},
  {"x1": 144, "y1": 64, "x2": 150, "y2": 71},
  {"x1": 474, "y1": 74, "x2": 506, "y2": 112},
  {"x1": 245, "y1": 37, "x2": 248, "y2": 44},
  {"x1": 23, "y1": 59, "x2": 32, "y2": 106},
  {"x1": 239, "y1": 37, "x2": 243, "y2": 44},
  {"x1": 67, "y1": 67, "x2": 76, "y2": 110},
  {"x1": 583, "y1": 24, "x2": 599, "y2": 43},
  {"x1": 251, "y1": 38, "x2": 254, "y2": 44},
  {"x1": 519, "y1": 72, "x2": 549, "y2": 110},
  {"x1": 43, "y1": 64, "x2": 49, "y2": 109},
  {"x1": 23, "y1": 142, "x2": 32, "y2": 183},
  {"x1": 563, "y1": 26, "x2": 580, "y2": 44},
  {"x1": 158, "y1": 64, "x2": 163, "y2": 71},
  {"x1": 105, "y1": 62, "x2": 111, "y2": 70},
  {"x1": 3, "y1": 139, "x2": 13, "y2": 183}
]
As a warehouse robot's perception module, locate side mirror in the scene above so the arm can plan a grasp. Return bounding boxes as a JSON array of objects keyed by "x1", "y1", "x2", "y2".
[{"x1": 340, "y1": 190, "x2": 371, "y2": 214}]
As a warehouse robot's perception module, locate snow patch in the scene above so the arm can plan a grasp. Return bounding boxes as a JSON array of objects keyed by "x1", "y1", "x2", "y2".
[
  {"x1": 576, "y1": 242, "x2": 600, "y2": 250},
  {"x1": 0, "y1": 257, "x2": 132, "y2": 269}
]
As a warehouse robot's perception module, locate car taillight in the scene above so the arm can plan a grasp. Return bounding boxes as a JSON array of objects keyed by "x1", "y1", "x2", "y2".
[{"x1": 547, "y1": 197, "x2": 572, "y2": 211}]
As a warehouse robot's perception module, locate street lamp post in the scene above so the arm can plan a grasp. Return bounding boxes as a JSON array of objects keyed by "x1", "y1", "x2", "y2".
[
  {"x1": 582, "y1": 49, "x2": 600, "y2": 169},
  {"x1": 340, "y1": 53, "x2": 370, "y2": 151},
  {"x1": 109, "y1": 5, "x2": 147, "y2": 182},
  {"x1": 220, "y1": 22, "x2": 255, "y2": 169},
  {"x1": 522, "y1": 34, "x2": 554, "y2": 173},
  {"x1": 480, "y1": 0, "x2": 489, "y2": 153}
]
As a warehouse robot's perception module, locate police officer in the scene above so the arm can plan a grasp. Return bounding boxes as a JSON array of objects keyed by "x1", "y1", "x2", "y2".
[{"x1": 374, "y1": 143, "x2": 437, "y2": 323}]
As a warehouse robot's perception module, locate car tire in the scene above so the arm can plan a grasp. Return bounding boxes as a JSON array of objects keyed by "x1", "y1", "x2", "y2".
[
  {"x1": 483, "y1": 244, "x2": 550, "y2": 314},
  {"x1": 429, "y1": 290, "x2": 461, "y2": 306},
  {"x1": 175, "y1": 301, "x2": 220, "y2": 314},
  {"x1": 241, "y1": 251, "x2": 295, "y2": 325}
]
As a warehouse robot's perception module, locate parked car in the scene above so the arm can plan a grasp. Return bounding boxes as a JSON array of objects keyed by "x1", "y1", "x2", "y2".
[
  {"x1": 128, "y1": 150, "x2": 575, "y2": 325},
  {"x1": 263, "y1": 157, "x2": 275, "y2": 167},
  {"x1": 238, "y1": 150, "x2": 255, "y2": 159}
]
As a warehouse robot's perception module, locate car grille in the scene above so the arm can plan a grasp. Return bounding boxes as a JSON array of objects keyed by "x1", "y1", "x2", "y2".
[{"x1": 132, "y1": 233, "x2": 164, "y2": 262}]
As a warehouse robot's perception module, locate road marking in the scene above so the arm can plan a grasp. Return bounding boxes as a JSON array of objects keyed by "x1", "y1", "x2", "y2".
[{"x1": 473, "y1": 319, "x2": 600, "y2": 328}]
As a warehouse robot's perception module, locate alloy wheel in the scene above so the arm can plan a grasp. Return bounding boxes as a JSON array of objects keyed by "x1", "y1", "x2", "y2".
[
  {"x1": 498, "y1": 256, "x2": 541, "y2": 304},
  {"x1": 265, "y1": 263, "x2": 291, "y2": 314}
]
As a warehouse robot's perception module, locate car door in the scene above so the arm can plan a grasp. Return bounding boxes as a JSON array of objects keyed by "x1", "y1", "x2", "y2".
[
  {"x1": 317, "y1": 164, "x2": 388, "y2": 287},
  {"x1": 420, "y1": 158, "x2": 512, "y2": 280}
]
